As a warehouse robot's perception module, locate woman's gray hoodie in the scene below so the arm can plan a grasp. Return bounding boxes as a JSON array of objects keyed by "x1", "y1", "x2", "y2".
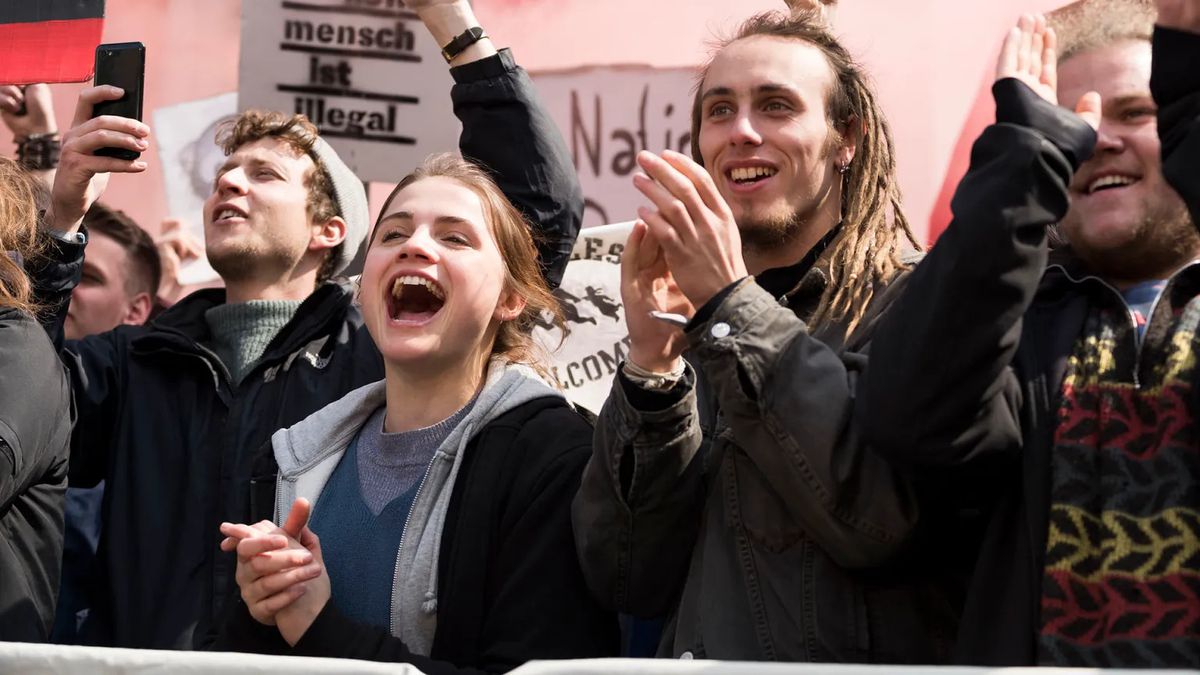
[{"x1": 267, "y1": 360, "x2": 561, "y2": 656}]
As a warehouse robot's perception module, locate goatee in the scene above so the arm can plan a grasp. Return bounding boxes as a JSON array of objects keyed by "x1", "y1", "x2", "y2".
[{"x1": 738, "y1": 209, "x2": 808, "y2": 254}]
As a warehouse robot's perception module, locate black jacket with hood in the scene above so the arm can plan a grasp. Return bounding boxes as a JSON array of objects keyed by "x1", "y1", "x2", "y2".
[
  {"x1": 217, "y1": 368, "x2": 619, "y2": 673},
  {"x1": 32, "y1": 50, "x2": 583, "y2": 649},
  {"x1": 859, "y1": 29, "x2": 1200, "y2": 664}
]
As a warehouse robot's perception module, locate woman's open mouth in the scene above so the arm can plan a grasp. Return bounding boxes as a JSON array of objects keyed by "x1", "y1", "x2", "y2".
[{"x1": 387, "y1": 275, "x2": 446, "y2": 325}]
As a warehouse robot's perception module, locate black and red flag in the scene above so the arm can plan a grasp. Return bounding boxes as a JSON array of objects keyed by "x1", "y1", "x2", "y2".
[{"x1": 0, "y1": 0, "x2": 105, "y2": 84}]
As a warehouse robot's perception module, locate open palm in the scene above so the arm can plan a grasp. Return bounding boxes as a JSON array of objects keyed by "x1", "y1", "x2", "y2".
[
  {"x1": 996, "y1": 14, "x2": 1058, "y2": 105},
  {"x1": 622, "y1": 222, "x2": 694, "y2": 373}
]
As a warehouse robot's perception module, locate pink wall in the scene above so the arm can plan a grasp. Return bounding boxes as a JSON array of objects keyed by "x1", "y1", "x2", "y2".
[{"x1": 3, "y1": 0, "x2": 1071, "y2": 244}]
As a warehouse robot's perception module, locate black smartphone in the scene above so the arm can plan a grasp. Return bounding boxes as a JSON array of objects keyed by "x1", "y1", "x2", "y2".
[{"x1": 92, "y1": 42, "x2": 145, "y2": 160}]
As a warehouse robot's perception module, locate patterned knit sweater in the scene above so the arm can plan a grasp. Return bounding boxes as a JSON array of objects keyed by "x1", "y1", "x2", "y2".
[{"x1": 1038, "y1": 272, "x2": 1200, "y2": 667}]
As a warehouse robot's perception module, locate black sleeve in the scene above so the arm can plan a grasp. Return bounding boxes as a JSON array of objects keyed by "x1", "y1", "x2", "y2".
[
  {"x1": 25, "y1": 228, "x2": 85, "y2": 343},
  {"x1": 202, "y1": 441, "x2": 281, "y2": 651},
  {"x1": 685, "y1": 277, "x2": 745, "y2": 329},
  {"x1": 291, "y1": 602, "x2": 449, "y2": 669},
  {"x1": 209, "y1": 597, "x2": 294, "y2": 655},
  {"x1": 21, "y1": 227, "x2": 123, "y2": 488},
  {"x1": 0, "y1": 311, "x2": 71, "y2": 506},
  {"x1": 1152, "y1": 26, "x2": 1200, "y2": 227},
  {"x1": 450, "y1": 50, "x2": 582, "y2": 288},
  {"x1": 56, "y1": 328, "x2": 132, "y2": 488},
  {"x1": 859, "y1": 79, "x2": 1096, "y2": 468},
  {"x1": 466, "y1": 432, "x2": 619, "y2": 666},
  {"x1": 0, "y1": 311, "x2": 72, "y2": 639}
]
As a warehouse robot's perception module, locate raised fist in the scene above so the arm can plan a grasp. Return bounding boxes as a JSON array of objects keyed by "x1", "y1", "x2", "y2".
[
  {"x1": 0, "y1": 84, "x2": 57, "y2": 140},
  {"x1": 784, "y1": 0, "x2": 838, "y2": 22}
]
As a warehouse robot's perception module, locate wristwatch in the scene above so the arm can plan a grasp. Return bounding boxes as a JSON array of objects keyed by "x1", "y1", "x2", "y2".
[{"x1": 441, "y1": 26, "x2": 487, "y2": 63}]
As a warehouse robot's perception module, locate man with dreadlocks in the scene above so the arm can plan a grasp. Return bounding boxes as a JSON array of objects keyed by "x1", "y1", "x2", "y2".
[
  {"x1": 572, "y1": 7, "x2": 974, "y2": 663},
  {"x1": 861, "y1": 0, "x2": 1200, "y2": 666}
]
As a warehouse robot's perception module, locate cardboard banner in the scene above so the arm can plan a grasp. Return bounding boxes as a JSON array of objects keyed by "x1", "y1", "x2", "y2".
[
  {"x1": 530, "y1": 66, "x2": 696, "y2": 228},
  {"x1": 238, "y1": 0, "x2": 460, "y2": 184},
  {"x1": 0, "y1": 0, "x2": 105, "y2": 84},
  {"x1": 535, "y1": 221, "x2": 634, "y2": 414}
]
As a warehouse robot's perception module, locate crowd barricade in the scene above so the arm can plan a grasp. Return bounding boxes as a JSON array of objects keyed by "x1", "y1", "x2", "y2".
[
  {"x1": 511, "y1": 660, "x2": 1199, "y2": 675},
  {"x1": 0, "y1": 641, "x2": 417, "y2": 674},
  {"x1": 2, "y1": 645, "x2": 1196, "y2": 675}
]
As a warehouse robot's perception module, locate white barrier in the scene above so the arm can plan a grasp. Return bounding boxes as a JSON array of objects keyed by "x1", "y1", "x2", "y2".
[
  {"x1": 2, "y1": 645, "x2": 1197, "y2": 675},
  {"x1": 511, "y1": 660, "x2": 1199, "y2": 675},
  {"x1": 0, "y1": 641, "x2": 419, "y2": 674}
]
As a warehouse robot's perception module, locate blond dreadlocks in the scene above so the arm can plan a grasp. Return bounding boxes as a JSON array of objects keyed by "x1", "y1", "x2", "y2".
[{"x1": 690, "y1": 9, "x2": 920, "y2": 336}]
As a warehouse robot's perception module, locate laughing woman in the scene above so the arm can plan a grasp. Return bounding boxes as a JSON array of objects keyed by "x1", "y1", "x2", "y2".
[{"x1": 216, "y1": 154, "x2": 617, "y2": 672}]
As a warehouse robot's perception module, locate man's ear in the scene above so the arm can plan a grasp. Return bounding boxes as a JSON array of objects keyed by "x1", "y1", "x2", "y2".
[
  {"x1": 123, "y1": 291, "x2": 154, "y2": 327},
  {"x1": 494, "y1": 288, "x2": 527, "y2": 323},
  {"x1": 309, "y1": 216, "x2": 348, "y2": 253},
  {"x1": 835, "y1": 115, "x2": 861, "y2": 170}
]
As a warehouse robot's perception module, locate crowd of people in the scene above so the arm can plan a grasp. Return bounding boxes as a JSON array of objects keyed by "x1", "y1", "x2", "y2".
[{"x1": 0, "y1": 0, "x2": 1197, "y2": 670}]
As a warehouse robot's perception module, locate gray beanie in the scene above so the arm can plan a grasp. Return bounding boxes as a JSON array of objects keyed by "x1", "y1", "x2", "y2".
[{"x1": 309, "y1": 137, "x2": 369, "y2": 275}]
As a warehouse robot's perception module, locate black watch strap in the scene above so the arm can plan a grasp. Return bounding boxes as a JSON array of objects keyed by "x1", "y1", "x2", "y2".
[{"x1": 441, "y1": 26, "x2": 487, "y2": 63}]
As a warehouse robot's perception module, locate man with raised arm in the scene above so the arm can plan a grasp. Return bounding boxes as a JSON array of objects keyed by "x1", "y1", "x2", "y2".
[
  {"x1": 36, "y1": 0, "x2": 581, "y2": 649},
  {"x1": 861, "y1": 0, "x2": 1200, "y2": 666}
]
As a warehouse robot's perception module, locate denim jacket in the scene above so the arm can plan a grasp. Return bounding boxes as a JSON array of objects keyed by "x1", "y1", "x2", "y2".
[{"x1": 573, "y1": 263, "x2": 974, "y2": 663}]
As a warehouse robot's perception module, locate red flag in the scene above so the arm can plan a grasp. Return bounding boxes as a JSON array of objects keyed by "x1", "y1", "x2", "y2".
[{"x1": 0, "y1": 0, "x2": 105, "y2": 84}]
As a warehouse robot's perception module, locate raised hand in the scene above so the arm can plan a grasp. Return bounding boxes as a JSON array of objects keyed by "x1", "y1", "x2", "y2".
[
  {"x1": 155, "y1": 218, "x2": 205, "y2": 306},
  {"x1": 273, "y1": 522, "x2": 330, "y2": 647},
  {"x1": 0, "y1": 84, "x2": 57, "y2": 140},
  {"x1": 1155, "y1": 0, "x2": 1200, "y2": 33},
  {"x1": 405, "y1": 0, "x2": 494, "y2": 66},
  {"x1": 783, "y1": 0, "x2": 837, "y2": 22},
  {"x1": 621, "y1": 221, "x2": 695, "y2": 374},
  {"x1": 997, "y1": 14, "x2": 1058, "y2": 104},
  {"x1": 632, "y1": 150, "x2": 748, "y2": 310},
  {"x1": 218, "y1": 496, "x2": 312, "y2": 553},
  {"x1": 49, "y1": 86, "x2": 149, "y2": 235},
  {"x1": 0, "y1": 86, "x2": 19, "y2": 115},
  {"x1": 223, "y1": 522, "x2": 317, "y2": 626},
  {"x1": 996, "y1": 14, "x2": 1101, "y2": 132},
  {"x1": 220, "y1": 498, "x2": 329, "y2": 634}
]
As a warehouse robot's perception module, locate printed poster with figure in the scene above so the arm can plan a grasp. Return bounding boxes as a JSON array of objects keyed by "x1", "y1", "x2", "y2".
[
  {"x1": 153, "y1": 92, "x2": 239, "y2": 285},
  {"x1": 535, "y1": 221, "x2": 634, "y2": 414}
]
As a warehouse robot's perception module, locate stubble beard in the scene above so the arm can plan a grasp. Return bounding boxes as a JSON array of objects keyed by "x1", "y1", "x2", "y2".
[
  {"x1": 737, "y1": 203, "x2": 817, "y2": 259},
  {"x1": 208, "y1": 240, "x2": 295, "y2": 287},
  {"x1": 1066, "y1": 196, "x2": 1200, "y2": 284}
]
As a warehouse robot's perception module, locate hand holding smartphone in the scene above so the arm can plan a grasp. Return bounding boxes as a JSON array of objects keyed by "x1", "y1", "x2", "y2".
[{"x1": 91, "y1": 42, "x2": 145, "y2": 160}]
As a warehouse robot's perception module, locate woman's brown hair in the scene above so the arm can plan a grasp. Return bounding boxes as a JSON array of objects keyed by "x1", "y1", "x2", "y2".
[
  {"x1": 0, "y1": 158, "x2": 45, "y2": 314},
  {"x1": 374, "y1": 153, "x2": 565, "y2": 369}
]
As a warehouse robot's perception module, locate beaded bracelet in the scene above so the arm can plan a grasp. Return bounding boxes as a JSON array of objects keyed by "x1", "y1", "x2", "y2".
[{"x1": 622, "y1": 359, "x2": 686, "y2": 391}]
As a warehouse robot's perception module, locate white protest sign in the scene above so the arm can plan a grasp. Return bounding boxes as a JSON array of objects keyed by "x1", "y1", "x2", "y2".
[
  {"x1": 535, "y1": 221, "x2": 634, "y2": 415},
  {"x1": 238, "y1": 0, "x2": 460, "y2": 183},
  {"x1": 531, "y1": 66, "x2": 696, "y2": 228},
  {"x1": 152, "y1": 92, "x2": 238, "y2": 285}
]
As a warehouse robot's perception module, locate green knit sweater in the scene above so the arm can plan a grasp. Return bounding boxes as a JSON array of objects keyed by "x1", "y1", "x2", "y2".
[{"x1": 204, "y1": 300, "x2": 303, "y2": 384}]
